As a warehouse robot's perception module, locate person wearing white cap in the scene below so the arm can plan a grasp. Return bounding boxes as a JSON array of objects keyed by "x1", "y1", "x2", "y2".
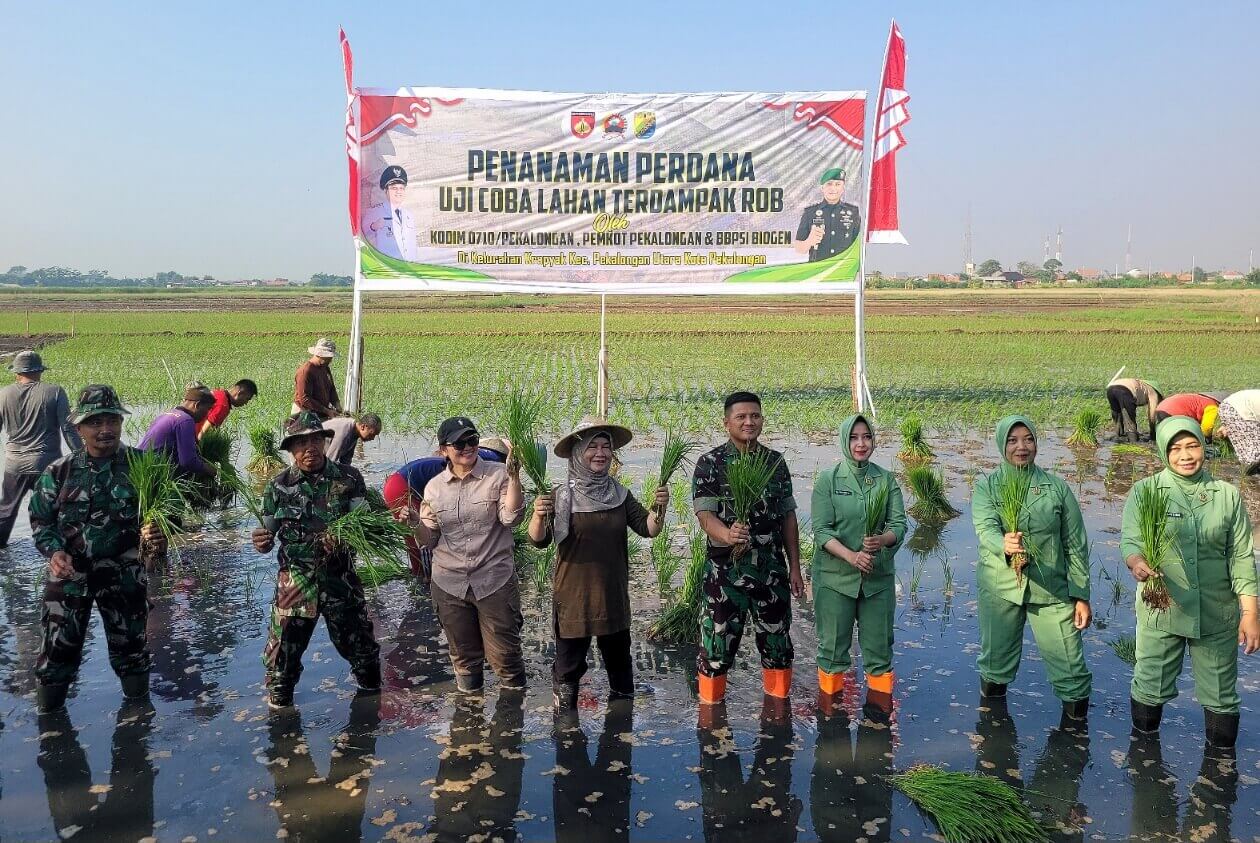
[
  {"x1": 292, "y1": 338, "x2": 342, "y2": 420},
  {"x1": 0, "y1": 350, "x2": 81, "y2": 547}
]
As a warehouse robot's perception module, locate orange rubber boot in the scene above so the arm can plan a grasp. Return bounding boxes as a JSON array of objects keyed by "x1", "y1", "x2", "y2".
[
  {"x1": 763, "y1": 667, "x2": 792, "y2": 699},
  {"x1": 864, "y1": 671, "x2": 895, "y2": 722},
  {"x1": 818, "y1": 668, "x2": 847, "y2": 717},
  {"x1": 698, "y1": 673, "x2": 727, "y2": 705}
]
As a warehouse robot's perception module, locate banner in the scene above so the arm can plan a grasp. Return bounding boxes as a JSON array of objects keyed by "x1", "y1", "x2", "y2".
[{"x1": 353, "y1": 87, "x2": 866, "y2": 294}]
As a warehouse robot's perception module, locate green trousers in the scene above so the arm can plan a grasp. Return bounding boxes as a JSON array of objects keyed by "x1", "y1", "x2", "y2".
[
  {"x1": 977, "y1": 587, "x2": 1091, "y2": 702},
  {"x1": 815, "y1": 583, "x2": 894, "y2": 676},
  {"x1": 1131, "y1": 623, "x2": 1239, "y2": 714}
]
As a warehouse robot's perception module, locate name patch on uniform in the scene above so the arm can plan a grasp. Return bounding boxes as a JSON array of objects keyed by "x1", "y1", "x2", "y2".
[
  {"x1": 835, "y1": 489, "x2": 853, "y2": 496},
  {"x1": 1167, "y1": 511, "x2": 1183, "y2": 518}
]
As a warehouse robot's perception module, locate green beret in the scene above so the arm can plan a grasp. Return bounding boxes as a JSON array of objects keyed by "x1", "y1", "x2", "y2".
[{"x1": 820, "y1": 167, "x2": 847, "y2": 185}]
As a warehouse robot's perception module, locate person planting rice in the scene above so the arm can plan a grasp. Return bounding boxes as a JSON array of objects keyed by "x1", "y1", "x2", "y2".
[
  {"x1": 138, "y1": 383, "x2": 218, "y2": 481},
  {"x1": 1106, "y1": 375, "x2": 1163, "y2": 443},
  {"x1": 971, "y1": 415, "x2": 1093, "y2": 722},
  {"x1": 1122, "y1": 416, "x2": 1259, "y2": 748},
  {"x1": 194, "y1": 379, "x2": 258, "y2": 439},
  {"x1": 1154, "y1": 392, "x2": 1226, "y2": 439},
  {"x1": 810, "y1": 414, "x2": 907, "y2": 722},
  {"x1": 411, "y1": 416, "x2": 526, "y2": 694},
  {"x1": 250, "y1": 412, "x2": 381, "y2": 709},
  {"x1": 324, "y1": 412, "x2": 382, "y2": 466},
  {"x1": 526, "y1": 417, "x2": 668, "y2": 709},
  {"x1": 29, "y1": 385, "x2": 167, "y2": 712},
  {"x1": 292, "y1": 338, "x2": 342, "y2": 419},
  {"x1": 692, "y1": 391, "x2": 803, "y2": 707},
  {"x1": 382, "y1": 437, "x2": 508, "y2": 580},
  {"x1": 1215, "y1": 389, "x2": 1260, "y2": 475}
]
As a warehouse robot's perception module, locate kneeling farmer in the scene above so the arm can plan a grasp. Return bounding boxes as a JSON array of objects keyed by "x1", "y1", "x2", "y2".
[
  {"x1": 252, "y1": 412, "x2": 381, "y2": 708},
  {"x1": 30, "y1": 385, "x2": 166, "y2": 712}
]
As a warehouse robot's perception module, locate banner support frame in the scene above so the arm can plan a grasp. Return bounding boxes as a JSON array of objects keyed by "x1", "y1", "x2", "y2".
[{"x1": 346, "y1": 242, "x2": 365, "y2": 413}]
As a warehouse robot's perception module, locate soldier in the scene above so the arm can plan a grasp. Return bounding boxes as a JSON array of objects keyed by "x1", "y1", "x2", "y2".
[
  {"x1": 29, "y1": 385, "x2": 167, "y2": 713},
  {"x1": 250, "y1": 412, "x2": 381, "y2": 709},
  {"x1": 362, "y1": 165, "x2": 418, "y2": 261},
  {"x1": 793, "y1": 167, "x2": 862, "y2": 262},
  {"x1": 692, "y1": 391, "x2": 804, "y2": 706}
]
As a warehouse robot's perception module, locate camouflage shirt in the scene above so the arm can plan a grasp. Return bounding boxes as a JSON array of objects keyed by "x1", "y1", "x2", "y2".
[
  {"x1": 692, "y1": 441, "x2": 796, "y2": 558},
  {"x1": 29, "y1": 446, "x2": 141, "y2": 564},
  {"x1": 260, "y1": 459, "x2": 368, "y2": 572}
]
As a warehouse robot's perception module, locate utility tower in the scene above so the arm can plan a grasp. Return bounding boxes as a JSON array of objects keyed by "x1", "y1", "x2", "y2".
[
  {"x1": 1055, "y1": 226, "x2": 1063, "y2": 263},
  {"x1": 1125, "y1": 224, "x2": 1132, "y2": 273},
  {"x1": 963, "y1": 204, "x2": 974, "y2": 275}
]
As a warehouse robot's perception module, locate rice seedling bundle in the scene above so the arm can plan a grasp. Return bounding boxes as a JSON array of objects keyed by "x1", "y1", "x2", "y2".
[
  {"x1": 648, "y1": 527, "x2": 707, "y2": 642},
  {"x1": 1066, "y1": 407, "x2": 1104, "y2": 448},
  {"x1": 726, "y1": 448, "x2": 781, "y2": 561},
  {"x1": 504, "y1": 391, "x2": 550, "y2": 495},
  {"x1": 128, "y1": 448, "x2": 194, "y2": 567},
  {"x1": 906, "y1": 465, "x2": 958, "y2": 521},
  {"x1": 325, "y1": 500, "x2": 413, "y2": 589},
  {"x1": 890, "y1": 764, "x2": 1048, "y2": 843},
  {"x1": 1134, "y1": 482, "x2": 1176, "y2": 611},
  {"x1": 1111, "y1": 443, "x2": 1150, "y2": 457},
  {"x1": 530, "y1": 543, "x2": 555, "y2": 591},
  {"x1": 863, "y1": 476, "x2": 891, "y2": 538},
  {"x1": 898, "y1": 414, "x2": 934, "y2": 465},
  {"x1": 647, "y1": 429, "x2": 700, "y2": 520},
  {"x1": 246, "y1": 424, "x2": 285, "y2": 475},
  {"x1": 198, "y1": 427, "x2": 240, "y2": 506},
  {"x1": 651, "y1": 527, "x2": 682, "y2": 597},
  {"x1": 1109, "y1": 635, "x2": 1137, "y2": 666},
  {"x1": 995, "y1": 468, "x2": 1036, "y2": 586}
]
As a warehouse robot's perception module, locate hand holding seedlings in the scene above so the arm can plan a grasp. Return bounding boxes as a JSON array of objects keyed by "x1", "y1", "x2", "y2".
[
  {"x1": 726, "y1": 521, "x2": 751, "y2": 548},
  {"x1": 252, "y1": 527, "x2": 275, "y2": 554},
  {"x1": 1003, "y1": 531, "x2": 1024, "y2": 557},
  {"x1": 49, "y1": 550, "x2": 75, "y2": 579},
  {"x1": 1125, "y1": 553, "x2": 1158, "y2": 583}
]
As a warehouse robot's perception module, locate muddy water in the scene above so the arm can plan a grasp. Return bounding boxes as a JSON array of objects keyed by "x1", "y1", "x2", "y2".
[{"x1": 1, "y1": 432, "x2": 1257, "y2": 842}]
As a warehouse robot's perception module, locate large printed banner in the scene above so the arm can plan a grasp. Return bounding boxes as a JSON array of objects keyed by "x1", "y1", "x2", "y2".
[{"x1": 354, "y1": 88, "x2": 866, "y2": 294}]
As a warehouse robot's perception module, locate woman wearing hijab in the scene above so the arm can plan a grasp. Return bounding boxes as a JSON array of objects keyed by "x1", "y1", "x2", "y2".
[
  {"x1": 529, "y1": 417, "x2": 668, "y2": 709},
  {"x1": 1123, "y1": 417, "x2": 1259, "y2": 748},
  {"x1": 972, "y1": 416, "x2": 1093, "y2": 721},
  {"x1": 811, "y1": 414, "x2": 907, "y2": 720}
]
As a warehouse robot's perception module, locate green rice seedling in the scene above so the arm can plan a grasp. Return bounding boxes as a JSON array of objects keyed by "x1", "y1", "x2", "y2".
[
  {"x1": 995, "y1": 468, "x2": 1036, "y2": 586},
  {"x1": 646, "y1": 429, "x2": 700, "y2": 520},
  {"x1": 246, "y1": 423, "x2": 285, "y2": 475},
  {"x1": 726, "y1": 448, "x2": 782, "y2": 560},
  {"x1": 198, "y1": 427, "x2": 241, "y2": 506},
  {"x1": 128, "y1": 448, "x2": 195, "y2": 568},
  {"x1": 651, "y1": 527, "x2": 681, "y2": 597},
  {"x1": 648, "y1": 527, "x2": 707, "y2": 642},
  {"x1": 906, "y1": 465, "x2": 958, "y2": 521},
  {"x1": 504, "y1": 390, "x2": 550, "y2": 494},
  {"x1": 671, "y1": 478, "x2": 691, "y2": 523},
  {"x1": 1134, "y1": 482, "x2": 1177, "y2": 611},
  {"x1": 1066, "y1": 407, "x2": 1104, "y2": 448},
  {"x1": 863, "y1": 477, "x2": 891, "y2": 538},
  {"x1": 890, "y1": 764, "x2": 1048, "y2": 843},
  {"x1": 1109, "y1": 635, "x2": 1137, "y2": 666},
  {"x1": 530, "y1": 543, "x2": 555, "y2": 591},
  {"x1": 1111, "y1": 443, "x2": 1150, "y2": 457},
  {"x1": 626, "y1": 533, "x2": 644, "y2": 561},
  {"x1": 908, "y1": 554, "x2": 927, "y2": 607},
  {"x1": 325, "y1": 501, "x2": 413, "y2": 589},
  {"x1": 797, "y1": 513, "x2": 815, "y2": 570},
  {"x1": 898, "y1": 414, "x2": 934, "y2": 466},
  {"x1": 941, "y1": 554, "x2": 954, "y2": 598}
]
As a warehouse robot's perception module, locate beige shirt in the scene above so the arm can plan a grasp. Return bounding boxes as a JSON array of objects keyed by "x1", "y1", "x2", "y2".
[
  {"x1": 1109, "y1": 377, "x2": 1161, "y2": 408},
  {"x1": 1224, "y1": 389, "x2": 1260, "y2": 422},
  {"x1": 420, "y1": 458, "x2": 525, "y2": 600}
]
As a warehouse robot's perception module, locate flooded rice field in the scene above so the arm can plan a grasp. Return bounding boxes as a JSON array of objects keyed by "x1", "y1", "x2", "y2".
[{"x1": 1, "y1": 431, "x2": 1259, "y2": 842}]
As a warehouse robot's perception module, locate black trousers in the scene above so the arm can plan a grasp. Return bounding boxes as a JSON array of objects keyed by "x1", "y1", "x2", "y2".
[
  {"x1": 1107, "y1": 385, "x2": 1141, "y2": 442},
  {"x1": 553, "y1": 627, "x2": 633, "y2": 693},
  {"x1": 0, "y1": 470, "x2": 40, "y2": 547}
]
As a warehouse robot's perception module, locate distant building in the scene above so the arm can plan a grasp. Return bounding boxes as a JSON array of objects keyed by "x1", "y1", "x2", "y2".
[
  {"x1": 1076, "y1": 267, "x2": 1105, "y2": 280},
  {"x1": 1221, "y1": 271, "x2": 1245, "y2": 281},
  {"x1": 1176, "y1": 273, "x2": 1194, "y2": 283},
  {"x1": 981, "y1": 271, "x2": 1024, "y2": 288}
]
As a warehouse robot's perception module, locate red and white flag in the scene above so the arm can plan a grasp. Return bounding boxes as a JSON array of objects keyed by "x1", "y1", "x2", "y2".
[
  {"x1": 340, "y1": 28, "x2": 360, "y2": 237},
  {"x1": 867, "y1": 21, "x2": 909, "y2": 244}
]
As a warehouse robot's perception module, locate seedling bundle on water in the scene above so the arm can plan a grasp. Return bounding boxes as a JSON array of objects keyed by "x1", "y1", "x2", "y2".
[
  {"x1": 1066, "y1": 407, "x2": 1104, "y2": 447},
  {"x1": 1133, "y1": 482, "x2": 1176, "y2": 611},
  {"x1": 995, "y1": 468, "x2": 1036, "y2": 586},
  {"x1": 726, "y1": 448, "x2": 781, "y2": 561},
  {"x1": 128, "y1": 448, "x2": 194, "y2": 567},
  {"x1": 906, "y1": 465, "x2": 958, "y2": 521},
  {"x1": 246, "y1": 423, "x2": 285, "y2": 475},
  {"x1": 890, "y1": 765, "x2": 1048, "y2": 843},
  {"x1": 197, "y1": 427, "x2": 239, "y2": 506},
  {"x1": 1109, "y1": 635, "x2": 1137, "y2": 665},
  {"x1": 898, "y1": 414, "x2": 934, "y2": 465}
]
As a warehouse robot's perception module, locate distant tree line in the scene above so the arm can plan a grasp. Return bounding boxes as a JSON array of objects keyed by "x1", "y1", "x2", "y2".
[{"x1": 0, "y1": 265, "x2": 352, "y2": 288}]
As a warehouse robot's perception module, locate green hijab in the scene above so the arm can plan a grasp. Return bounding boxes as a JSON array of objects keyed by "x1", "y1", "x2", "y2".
[
  {"x1": 994, "y1": 414, "x2": 1038, "y2": 475},
  {"x1": 839, "y1": 413, "x2": 875, "y2": 478},
  {"x1": 1155, "y1": 416, "x2": 1209, "y2": 489}
]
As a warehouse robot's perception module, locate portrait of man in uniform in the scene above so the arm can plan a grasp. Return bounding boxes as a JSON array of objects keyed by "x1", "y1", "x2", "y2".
[
  {"x1": 793, "y1": 167, "x2": 862, "y2": 263},
  {"x1": 362, "y1": 165, "x2": 418, "y2": 261}
]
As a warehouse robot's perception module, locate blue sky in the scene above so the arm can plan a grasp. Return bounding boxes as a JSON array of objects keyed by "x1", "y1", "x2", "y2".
[{"x1": 2, "y1": 2, "x2": 1257, "y2": 279}]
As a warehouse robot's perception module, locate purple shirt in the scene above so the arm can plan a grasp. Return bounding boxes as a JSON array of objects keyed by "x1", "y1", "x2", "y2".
[{"x1": 139, "y1": 407, "x2": 211, "y2": 475}]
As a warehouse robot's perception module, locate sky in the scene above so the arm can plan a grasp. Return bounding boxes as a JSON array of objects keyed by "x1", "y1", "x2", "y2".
[{"x1": 2, "y1": 1, "x2": 1258, "y2": 280}]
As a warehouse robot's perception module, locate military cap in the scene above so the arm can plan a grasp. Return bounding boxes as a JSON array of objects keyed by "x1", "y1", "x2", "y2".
[
  {"x1": 280, "y1": 411, "x2": 335, "y2": 450},
  {"x1": 380, "y1": 165, "x2": 408, "y2": 189},
  {"x1": 72, "y1": 384, "x2": 130, "y2": 424},
  {"x1": 819, "y1": 167, "x2": 847, "y2": 184},
  {"x1": 8, "y1": 350, "x2": 49, "y2": 374}
]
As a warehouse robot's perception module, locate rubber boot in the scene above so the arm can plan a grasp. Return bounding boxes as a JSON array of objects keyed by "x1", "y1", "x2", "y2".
[
  {"x1": 863, "y1": 671, "x2": 895, "y2": 724},
  {"x1": 1205, "y1": 709, "x2": 1240, "y2": 749},
  {"x1": 37, "y1": 683, "x2": 69, "y2": 714},
  {"x1": 267, "y1": 686, "x2": 294, "y2": 710},
  {"x1": 455, "y1": 671, "x2": 484, "y2": 694},
  {"x1": 1062, "y1": 697, "x2": 1089, "y2": 722},
  {"x1": 354, "y1": 662, "x2": 382, "y2": 692},
  {"x1": 697, "y1": 673, "x2": 726, "y2": 705},
  {"x1": 817, "y1": 668, "x2": 847, "y2": 717},
  {"x1": 120, "y1": 672, "x2": 150, "y2": 699},
  {"x1": 1131, "y1": 697, "x2": 1163, "y2": 733},
  {"x1": 980, "y1": 679, "x2": 1007, "y2": 699},
  {"x1": 697, "y1": 700, "x2": 727, "y2": 731},
  {"x1": 761, "y1": 692, "x2": 791, "y2": 724},
  {"x1": 762, "y1": 667, "x2": 792, "y2": 699},
  {"x1": 553, "y1": 681, "x2": 579, "y2": 711}
]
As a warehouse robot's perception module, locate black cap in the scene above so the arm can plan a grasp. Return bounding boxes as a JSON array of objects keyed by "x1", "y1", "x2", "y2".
[
  {"x1": 437, "y1": 416, "x2": 478, "y2": 446},
  {"x1": 380, "y1": 165, "x2": 408, "y2": 189},
  {"x1": 723, "y1": 391, "x2": 762, "y2": 411}
]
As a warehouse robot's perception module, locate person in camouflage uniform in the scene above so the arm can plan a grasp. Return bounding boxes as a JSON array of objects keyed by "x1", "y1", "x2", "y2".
[
  {"x1": 29, "y1": 384, "x2": 166, "y2": 713},
  {"x1": 251, "y1": 411, "x2": 381, "y2": 709},
  {"x1": 692, "y1": 391, "x2": 804, "y2": 706}
]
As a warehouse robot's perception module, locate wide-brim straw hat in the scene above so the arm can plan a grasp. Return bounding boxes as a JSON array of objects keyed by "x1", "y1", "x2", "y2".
[
  {"x1": 554, "y1": 415, "x2": 633, "y2": 458},
  {"x1": 1198, "y1": 391, "x2": 1229, "y2": 403},
  {"x1": 479, "y1": 436, "x2": 510, "y2": 457}
]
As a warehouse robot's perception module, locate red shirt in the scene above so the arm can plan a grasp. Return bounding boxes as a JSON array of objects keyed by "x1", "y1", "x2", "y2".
[
  {"x1": 196, "y1": 388, "x2": 232, "y2": 435},
  {"x1": 1155, "y1": 393, "x2": 1217, "y2": 421}
]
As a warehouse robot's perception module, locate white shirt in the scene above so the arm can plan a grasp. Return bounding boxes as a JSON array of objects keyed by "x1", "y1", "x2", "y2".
[
  {"x1": 1224, "y1": 389, "x2": 1260, "y2": 422},
  {"x1": 362, "y1": 202, "x2": 417, "y2": 261}
]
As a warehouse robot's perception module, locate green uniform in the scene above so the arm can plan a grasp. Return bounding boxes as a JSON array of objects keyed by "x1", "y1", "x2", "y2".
[
  {"x1": 971, "y1": 415, "x2": 1092, "y2": 702},
  {"x1": 811, "y1": 414, "x2": 907, "y2": 676},
  {"x1": 29, "y1": 446, "x2": 149, "y2": 686},
  {"x1": 1122, "y1": 417, "x2": 1257, "y2": 714},
  {"x1": 260, "y1": 458, "x2": 381, "y2": 694},
  {"x1": 693, "y1": 441, "x2": 796, "y2": 676}
]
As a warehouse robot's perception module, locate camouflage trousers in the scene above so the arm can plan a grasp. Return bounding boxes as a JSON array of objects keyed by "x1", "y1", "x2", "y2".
[
  {"x1": 262, "y1": 565, "x2": 380, "y2": 693},
  {"x1": 35, "y1": 557, "x2": 150, "y2": 686},
  {"x1": 698, "y1": 547, "x2": 794, "y2": 677}
]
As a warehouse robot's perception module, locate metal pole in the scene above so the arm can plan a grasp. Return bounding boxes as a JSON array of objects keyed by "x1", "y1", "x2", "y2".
[
  {"x1": 597, "y1": 293, "x2": 609, "y2": 417},
  {"x1": 345, "y1": 243, "x2": 364, "y2": 413}
]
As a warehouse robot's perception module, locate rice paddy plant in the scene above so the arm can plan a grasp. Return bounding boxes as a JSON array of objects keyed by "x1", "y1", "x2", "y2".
[
  {"x1": 1111, "y1": 444, "x2": 1150, "y2": 457},
  {"x1": 670, "y1": 478, "x2": 691, "y2": 523},
  {"x1": 726, "y1": 448, "x2": 782, "y2": 560},
  {"x1": 890, "y1": 764, "x2": 1048, "y2": 843},
  {"x1": 1109, "y1": 635, "x2": 1137, "y2": 666},
  {"x1": 627, "y1": 533, "x2": 644, "y2": 561},
  {"x1": 1066, "y1": 407, "x2": 1104, "y2": 447},
  {"x1": 648, "y1": 527, "x2": 707, "y2": 642},
  {"x1": 325, "y1": 501, "x2": 413, "y2": 589},
  {"x1": 908, "y1": 555, "x2": 927, "y2": 607},
  {"x1": 504, "y1": 390, "x2": 550, "y2": 494},
  {"x1": 530, "y1": 543, "x2": 556, "y2": 591},
  {"x1": 128, "y1": 448, "x2": 195, "y2": 568},
  {"x1": 898, "y1": 414, "x2": 934, "y2": 466},
  {"x1": 797, "y1": 513, "x2": 815, "y2": 570},
  {"x1": 646, "y1": 429, "x2": 700, "y2": 520},
  {"x1": 198, "y1": 427, "x2": 240, "y2": 506},
  {"x1": 941, "y1": 555, "x2": 955, "y2": 598},
  {"x1": 246, "y1": 423, "x2": 285, "y2": 475},
  {"x1": 1133, "y1": 482, "x2": 1177, "y2": 611},
  {"x1": 906, "y1": 465, "x2": 958, "y2": 521},
  {"x1": 651, "y1": 527, "x2": 681, "y2": 597},
  {"x1": 863, "y1": 477, "x2": 891, "y2": 538},
  {"x1": 995, "y1": 468, "x2": 1037, "y2": 586}
]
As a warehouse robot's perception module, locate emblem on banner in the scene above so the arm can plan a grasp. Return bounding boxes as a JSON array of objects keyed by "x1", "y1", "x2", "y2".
[
  {"x1": 603, "y1": 113, "x2": 627, "y2": 137},
  {"x1": 633, "y1": 111, "x2": 656, "y2": 139},
  {"x1": 570, "y1": 112, "x2": 596, "y2": 139}
]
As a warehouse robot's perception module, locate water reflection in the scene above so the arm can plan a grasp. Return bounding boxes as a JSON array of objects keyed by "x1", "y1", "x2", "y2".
[
  {"x1": 1026, "y1": 716, "x2": 1090, "y2": 836},
  {"x1": 810, "y1": 708, "x2": 894, "y2": 842},
  {"x1": 36, "y1": 702, "x2": 157, "y2": 843},
  {"x1": 1126, "y1": 734, "x2": 1240, "y2": 842},
  {"x1": 0, "y1": 558, "x2": 46, "y2": 698},
  {"x1": 553, "y1": 698, "x2": 634, "y2": 842},
  {"x1": 263, "y1": 691, "x2": 381, "y2": 842}
]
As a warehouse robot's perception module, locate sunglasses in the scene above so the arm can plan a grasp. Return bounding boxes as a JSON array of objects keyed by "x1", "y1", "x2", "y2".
[{"x1": 448, "y1": 435, "x2": 480, "y2": 451}]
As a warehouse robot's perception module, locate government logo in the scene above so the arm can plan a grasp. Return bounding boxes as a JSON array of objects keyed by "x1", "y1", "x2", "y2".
[
  {"x1": 570, "y1": 112, "x2": 596, "y2": 139},
  {"x1": 603, "y1": 113, "x2": 627, "y2": 137},
  {"x1": 633, "y1": 111, "x2": 656, "y2": 139}
]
